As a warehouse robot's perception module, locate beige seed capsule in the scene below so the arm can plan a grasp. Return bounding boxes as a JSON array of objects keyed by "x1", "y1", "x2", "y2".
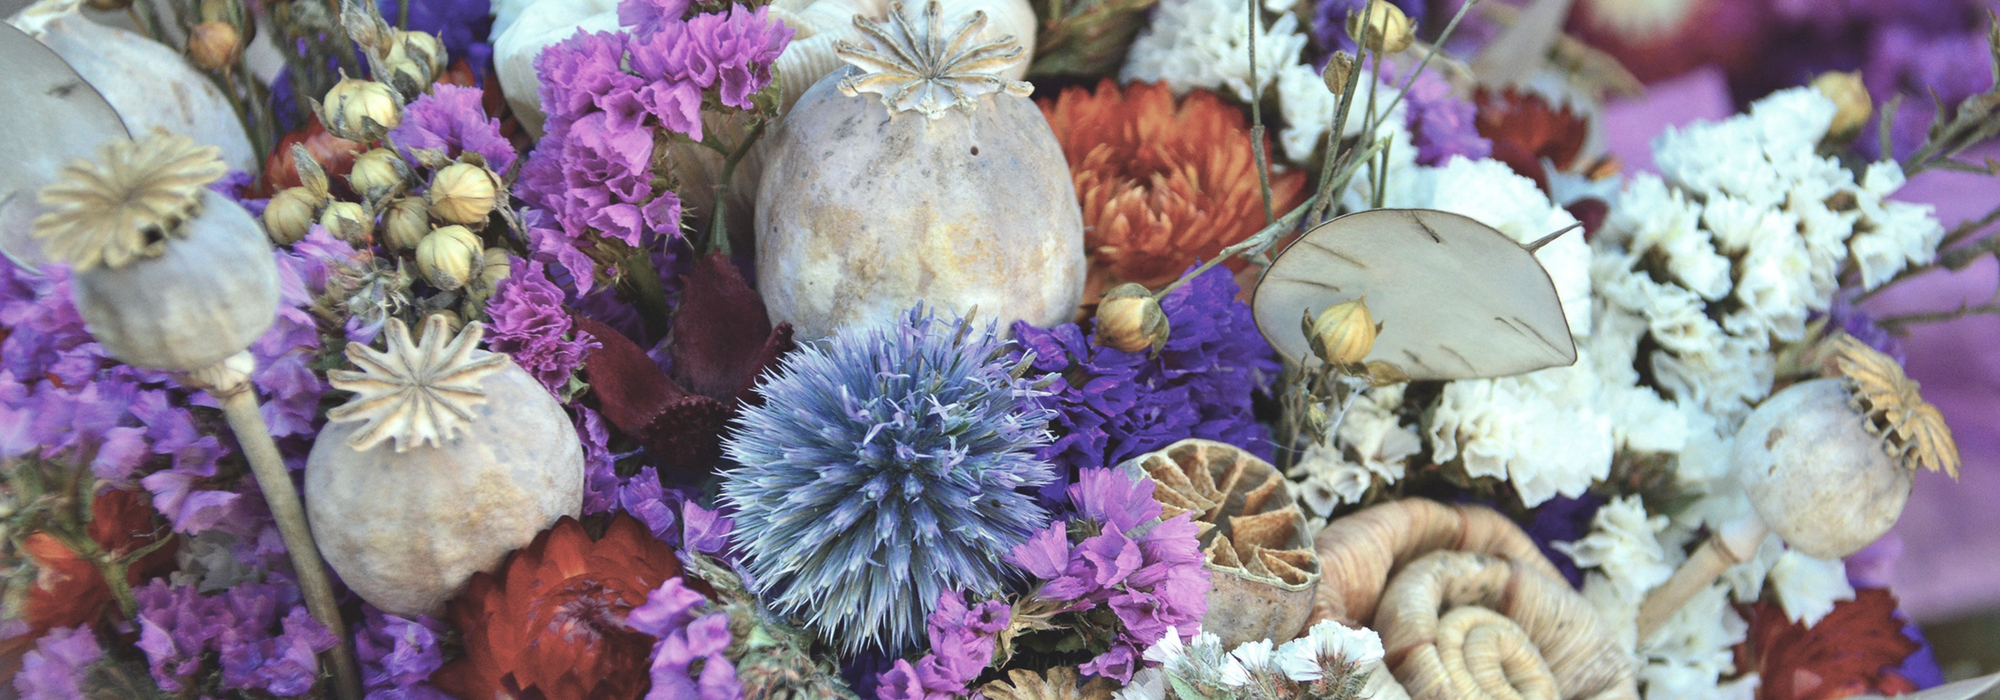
[
  {"x1": 1093, "y1": 283, "x2": 1170, "y2": 353},
  {"x1": 416, "y1": 225, "x2": 481, "y2": 290},
  {"x1": 426, "y1": 163, "x2": 499, "y2": 225},
  {"x1": 1303, "y1": 296, "x2": 1378, "y2": 366}
]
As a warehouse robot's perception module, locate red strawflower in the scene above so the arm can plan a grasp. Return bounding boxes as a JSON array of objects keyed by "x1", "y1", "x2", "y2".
[
  {"x1": 260, "y1": 116, "x2": 362, "y2": 196},
  {"x1": 22, "y1": 488, "x2": 178, "y2": 633},
  {"x1": 1474, "y1": 88, "x2": 1589, "y2": 190},
  {"x1": 1738, "y1": 588, "x2": 1922, "y2": 700},
  {"x1": 1040, "y1": 80, "x2": 1307, "y2": 304},
  {"x1": 433, "y1": 514, "x2": 693, "y2": 700}
]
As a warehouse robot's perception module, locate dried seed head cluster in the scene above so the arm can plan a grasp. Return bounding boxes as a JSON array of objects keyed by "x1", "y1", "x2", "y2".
[
  {"x1": 32, "y1": 132, "x2": 228, "y2": 271},
  {"x1": 834, "y1": 0, "x2": 1034, "y2": 119},
  {"x1": 326, "y1": 315, "x2": 510, "y2": 452},
  {"x1": 1830, "y1": 335, "x2": 1961, "y2": 478}
]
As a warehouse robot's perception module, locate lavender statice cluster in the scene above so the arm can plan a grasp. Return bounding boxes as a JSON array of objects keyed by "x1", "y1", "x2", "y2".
[
  {"x1": 721, "y1": 306, "x2": 1057, "y2": 655},
  {"x1": 876, "y1": 592, "x2": 1011, "y2": 700},
  {"x1": 12, "y1": 626, "x2": 103, "y2": 700},
  {"x1": 486, "y1": 257, "x2": 600, "y2": 395},
  {"x1": 133, "y1": 578, "x2": 340, "y2": 697},
  {"x1": 517, "y1": 0, "x2": 791, "y2": 285},
  {"x1": 355, "y1": 607, "x2": 451, "y2": 700},
  {"x1": 1375, "y1": 60, "x2": 1493, "y2": 166},
  {"x1": 390, "y1": 83, "x2": 519, "y2": 174},
  {"x1": 1007, "y1": 469, "x2": 1210, "y2": 683},
  {"x1": 1012, "y1": 265, "x2": 1278, "y2": 494},
  {"x1": 1121, "y1": 621, "x2": 1384, "y2": 700},
  {"x1": 629, "y1": 577, "x2": 740, "y2": 700}
]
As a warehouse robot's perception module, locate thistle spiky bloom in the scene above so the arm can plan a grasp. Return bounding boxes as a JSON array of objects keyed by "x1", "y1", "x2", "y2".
[{"x1": 720, "y1": 305, "x2": 1057, "y2": 655}]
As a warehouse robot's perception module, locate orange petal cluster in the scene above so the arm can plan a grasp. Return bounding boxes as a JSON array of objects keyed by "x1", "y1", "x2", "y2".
[
  {"x1": 1040, "y1": 80, "x2": 1306, "y2": 303},
  {"x1": 22, "y1": 488, "x2": 177, "y2": 634},
  {"x1": 434, "y1": 515, "x2": 692, "y2": 700},
  {"x1": 1738, "y1": 588, "x2": 1922, "y2": 700}
]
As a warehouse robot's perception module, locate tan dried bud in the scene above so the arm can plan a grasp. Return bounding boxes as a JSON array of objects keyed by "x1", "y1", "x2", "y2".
[
  {"x1": 1303, "y1": 296, "x2": 1377, "y2": 366},
  {"x1": 349, "y1": 148, "x2": 409, "y2": 201},
  {"x1": 316, "y1": 77, "x2": 402, "y2": 143},
  {"x1": 381, "y1": 197, "x2": 431, "y2": 252},
  {"x1": 381, "y1": 58, "x2": 431, "y2": 101},
  {"x1": 426, "y1": 309, "x2": 464, "y2": 336},
  {"x1": 263, "y1": 187, "x2": 320, "y2": 245},
  {"x1": 1322, "y1": 52, "x2": 1355, "y2": 95},
  {"x1": 319, "y1": 201, "x2": 374, "y2": 244},
  {"x1": 478, "y1": 248, "x2": 512, "y2": 291},
  {"x1": 388, "y1": 29, "x2": 448, "y2": 81},
  {"x1": 427, "y1": 163, "x2": 499, "y2": 225},
  {"x1": 187, "y1": 22, "x2": 242, "y2": 72},
  {"x1": 1812, "y1": 71, "x2": 1871, "y2": 143},
  {"x1": 416, "y1": 225, "x2": 481, "y2": 290},
  {"x1": 1347, "y1": 0, "x2": 1415, "y2": 54},
  {"x1": 1093, "y1": 283, "x2": 1170, "y2": 353}
]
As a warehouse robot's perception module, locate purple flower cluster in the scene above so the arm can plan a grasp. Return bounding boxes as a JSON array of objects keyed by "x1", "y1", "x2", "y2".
[
  {"x1": 875, "y1": 592, "x2": 1011, "y2": 700},
  {"x1": 1309, "y1": 0, "x2": 1426, "y2": 53},
  {"x1": 1375, "y1": 61, "x2": 1492, "y2": 166},
  {"x1": 517, "y1": 0, "x2": 791, "y2": 285},
  {"x1": 391, "y1": 84, "x2": 519, "y2": 174},
  {"x1": 1863, "y1": 24, "x2": 1996, "y2": 158},
  {"x1": 134, "y1": 578, "x2": 339, "y2": 697},
  {"x1": 13, "y1": 626, "x2": 103, "y2": 700},
  {"x1": 487, "y1": 257, "x2": 600, "y2": 395},
  {"x1": 629, "y1": 577, "x2": 739, "y2": 700},
  {"x1": 1005, "y1": 469, "x2": 1209, "y2": 683},
  {"x1": 1827, "y1": 292, "x2": 1907, "y2": 364},
  {"x1": 1012, "y1": 265, "x2": 1278, "y2": 498},
  {"x1": 355, "y1": 606, "x2": 453, "y2": 700},
  {"x1": 574, "y1": 404, "x2": 624, "y2": 515}
]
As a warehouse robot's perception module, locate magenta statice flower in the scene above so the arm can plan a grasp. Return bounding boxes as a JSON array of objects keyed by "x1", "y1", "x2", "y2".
[
  {"x1": 629, "y1": 577, "x2": 740, "y2": 700},
  {"x1": 14, "y1": 626, "x2": 102, "y2": 700},
  {"x1": 620, "y1": 0, "x2": 692, "y2": 40},
  {"x1": 875, "y1": 592, "x2": 1009, "y2": 700},
  {"x1": 1376, "y1": 61, "x2": 1492, "y2": 166},
  {"x1": 486, "y1": 257, "x2": 600, "y2": 395},
  {"x1": 356, "y1": 606, "x2": 453, "y2": 700},
  {"x1": 135, "y1": 578, "x2": 337, "y2": 697},
  {"x1": 391, "y1": 84, "x2": 518, "y2": 174}
]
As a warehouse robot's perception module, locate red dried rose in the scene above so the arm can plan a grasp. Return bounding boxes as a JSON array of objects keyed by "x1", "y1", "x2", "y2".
[
  {"x1": 1738, "y1": 588, "x2": 1922, "y2": 700},
  {"x1": 260, "y1": 116, "x2": 362, "y2": 196},
  {"x1": 23, "y1": 488, "x2": 178, "y2": 633},
  {"x1": 433, "y1": 515, "x2": 693, "y2": 700}
]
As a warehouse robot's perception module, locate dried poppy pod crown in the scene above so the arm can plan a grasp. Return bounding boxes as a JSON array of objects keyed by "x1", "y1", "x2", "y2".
[
  {"x1": 32, "y1": 131, "x2": 227, "y2": 271},
  {"x1": 834, "y1": 0, "x2": 1034, "y2": 119}
]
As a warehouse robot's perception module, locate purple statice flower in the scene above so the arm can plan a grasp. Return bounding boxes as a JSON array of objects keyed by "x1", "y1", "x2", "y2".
[
  {"x1": 1824, "y1": 292, "x2": 1907, "y2": 364},
  {"x1": 875, "y1": 592, "x2": 1009, "y2": 700},
  {"x1": 487, "y1": 257, "x2": 600, "y2": 395},
  {"x1": 14, "y1": 626, "x2": 102, "y2": 700},
  {"x1": 1523, "y1": 492, "x2": 1605, "y2": 588},
  {"x1": 682, "y1": 501, "x2": 733, "y2": 556},
  {"x1": 356, "y1": 606, "x2": 453, "y2": 700},
  {"x1": 134, "y1": 577, "x2": 337, "y2": 697},
  {"x1": 576, "y1": 405, "x2": 623, "y2": 515},
  {"x1": 376, "y1": 0, "x2": 493, "y2": 66},
  {"x1": 629, "y1": 577, "x2": 740, "y2": 700},
  {"x1": 619, "y1": 466, "x2": 680, "y2": 539},
  {"x1": 1012, "y1": 265, "x2": 1278, "y2": 502},
  {"x1": 1004, "y1": 468, "x2": 1208, "y2": 683},
  {"x1": 391, "y1": 84, "x2": 519, "y2": 174},
  {"x1": 620, "y1": 0, "x2": 692, "y2": 41},
  {"x1": 1309, "y1": 0, "x2": 1425, "y2": 54},
  {"x1": 1376, "y1": 60, "x2": 1492, "y2": 166}
]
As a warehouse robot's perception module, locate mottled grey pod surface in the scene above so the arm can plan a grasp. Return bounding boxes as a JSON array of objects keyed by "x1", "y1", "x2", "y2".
[
  {"x1": 70, "y1": 190, "x2": 278, "y2": 372},
  {"x1": 304, "y1": 365, "x2": 584, "y2": 617},
  {"x1": 1734, "y1": 378, "x2": 1911, "y2": 560},
  {"x1": 754, "y1": 67, "x2": 1086, "y2": 340}
]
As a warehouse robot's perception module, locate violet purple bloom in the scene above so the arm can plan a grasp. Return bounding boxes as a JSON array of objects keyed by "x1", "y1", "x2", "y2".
[
  {"x1": 874, "y1": 591, "x2": 1010, "y2": 700},
  {"x1": 134, "y1": 577, "x2": 338, "y2": 697},
  {"x1": 1375, "y1": 60, "x2": 1492, "y2": 166},
  {"x1": 356, "y1": 606, "x2": 454, "y2": 700},
  {"x1": 487, "y1": 257, "x2": 601, "y2": 396},
  {"x1": 629, "y1": 577, "x2": 741, "y2": 700},
  {"x1": 13, "y1": 626, "x2": 103, "y2": 700},
  {"x1": 391, "y1": 84, "x2": 519, "y2": 174}
]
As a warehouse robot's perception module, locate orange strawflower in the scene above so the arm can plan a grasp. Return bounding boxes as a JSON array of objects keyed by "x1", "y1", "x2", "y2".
[
  {"x1": 433, "y1": 514, "x2": 696, "y2": 700},
  {"x1": 1041, "y1": 80, "x2": 1307, "y2": 303},
  {"x1": 1738, "y1": 588, "x2": 1922, "y2": 700}
]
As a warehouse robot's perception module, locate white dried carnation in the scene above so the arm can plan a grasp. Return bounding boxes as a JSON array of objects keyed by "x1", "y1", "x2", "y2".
[
  {"x1": 1274, "y1": 64, "x2": 1406, "y2": 164},
  {"x1": 1393, "y1": 157, "x2": 1593, "y2": 336},
  {"x1": 1654, "y1": 87, "x2": 1838, "y2": 209},
  {"x1": 1768, "y1": 549, "x2": 1857, "y2": 627},
  {"x1": 1614, "y1": 175, "x2": 1731, "y2": 300},
  {"x1": 1427, "y1": 353, "x2": 1614, "y2": 506},
  {"x1": 1556, "y1": 495, "x2": 1676, "y2": 603},
  {"x1": 1639, "y1": 584, "x2": 1749, "y2": 700},
  {"x1": 1718, "y1": 534, "x2": 1783, "y2": 603},
  {"x1": 1121, "y1": 0, "x2": 1307, "y2": 103},
  {"x1": 1288, "y1": 442, "x2": 1373, "y2": 514},
  {"x1": 1337, "y1": 384, "x2": 1418, "y2": 476}
]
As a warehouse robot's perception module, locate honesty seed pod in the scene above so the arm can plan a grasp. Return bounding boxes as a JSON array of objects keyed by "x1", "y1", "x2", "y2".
[
  {"x1": 417, "y1": 224, "x2": 481, "y2": 290},
  {"x1": 427, "y1": 163, "x2": 499, "y2": 225},
  {"x1": 1093, "y1": 283, "x2": 1168, "y2": 353},
  {"x1": 349, "y1": 148, "x2": 410, "y2": 201},
  {"x1": 381, "y1": 196, "x2": 430, "y2": 252},
  {"x1": 262, "y1": 187, "x2": 320, "y2": 245},
  {"x1": 316, "y1": 76, "x2": 403, "y2": 143},
  {"x1": 32, "y1": 132, "x2": 278, "y2": 371},
  {"x1": 756, "y1": 1, "x2": 1085, "y2": 339},
  {"x1": 305, "y1": 315, "x2": 584, "y2": 616}
]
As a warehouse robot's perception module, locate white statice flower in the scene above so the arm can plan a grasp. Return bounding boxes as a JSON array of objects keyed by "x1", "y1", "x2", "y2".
[
  {"x1": 1282, "y1": 619, "x2": 1386, "y2": 667},
  {"x1": 1718, "y1": 533, "x2": 1784, "y2": 603},
  {"x1": 1790, "y1": 186, "x2": 1860, "y2": 300},
  {"x1": 1556, "y1": 495, "x2": 1676, "y2": 602},
  {"x1": 1394, "y1": 157, "x2": 1593, "y2": 337},
  {"x1": 1654, "y1": 88, "x2": 1836, "y2": 209},
  {"x1": 1336, "y1": 384, "x2": 1418, "y2": 478},
  {"x1": 1615, "y1": 175, "x2": 1731, "y2": 300},
  {"x1": 1273, "y1": 64, "x2": 1408, "y2": 164},
  {"x1": 1220, "y1": 638, "x2": 1274, "y2": 687},
  {"x1": 1116, "y1": 668, "x2": 1167, "y2": 700},
  {"x1": 1639, "y1": 584, "x2": 1749, "y2": 700},
  {"x1": 1122, "y1": 0, "x2": 1307, "y2": 103},
  {"x1": 1288, "y1": 442, "x2": 1374, "y2": 515},
  {"x1": 1863, "y1": 160, "x2": 1908, "y2": 195},
  {"x1": 1721, "y1": 220, "x2": 1815, "y2": 342},
  {"x1": 1769, "y1": 549, "x2": 1857, "y2": 626},
  {"x1": 1650, "y1": 336, "x2": 1775, "y2": 426},
  {"x1": 1850, "y1": 194, "x2": 1946, "y2": 289},
  {"x1": 1587, "y1": 310, "x2": 1691, "y2": 455},
  {"x1": 1427, "y1": 354, "x2": 1615, "y2": 506}
]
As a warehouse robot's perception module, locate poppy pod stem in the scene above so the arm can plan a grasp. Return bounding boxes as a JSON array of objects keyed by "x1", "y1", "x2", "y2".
[{"x1": 182, "y1": 352, "x2": 364, "y2": 700}]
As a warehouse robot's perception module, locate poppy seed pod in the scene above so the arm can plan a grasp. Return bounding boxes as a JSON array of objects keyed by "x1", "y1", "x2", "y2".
[
  {"x1": 348, "y1": 148, "x2": 410, "y2": 201},
  {"x1": 381, "y1": 196, "x2": 431, "y2": 252},
  {"x1": 316, "y1": 76, "x2": 402, "y2": 143},
  {"x1": 417, "y1": 224, "x2": 481, "y2": 290},
  {"x1": 263, "y1": 187, "x2": 321, "y2": 245},
  {"x1": 1347, "y1": 0, "x2": 1415, "y2": 54},
  {"x1": 1093, "y1": 283, "x2": 1169, "y2": 353},
  {"x1": 186, "y1": 22, "x2": 242, "y2": 72},
  {"x1": 319, "y1": 201, "x2": 374, "y2": 244},
  {"x1": 427, "y1": 163, "x2": 499, "y2": 225},
  {"x1": 1304, "y1": 297, "x2": 1377, "y2": 366}
]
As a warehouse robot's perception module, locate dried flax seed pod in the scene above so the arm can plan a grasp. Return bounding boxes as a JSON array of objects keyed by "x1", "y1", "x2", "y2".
[{"x1": 1374, "y1": 551, "x2": 1637, "y2": 700}]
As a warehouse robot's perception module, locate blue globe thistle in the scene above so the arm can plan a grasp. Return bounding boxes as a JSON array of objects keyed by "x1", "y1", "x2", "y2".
[{"x1": 720, "y1": 305, "x2": 1057, "y2": 655}]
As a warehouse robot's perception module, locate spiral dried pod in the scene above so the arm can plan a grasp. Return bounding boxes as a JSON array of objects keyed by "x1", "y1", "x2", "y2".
[
  {"x1": 1308, "y1": 498, "x2": 1563, "y2": 629},
  {"x1": 1374, "y1": 551, "x2": 1638, "y2": 700},
  {"x1": 1120, "y1": 439, "x2": 1321, "y2": 648}
]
